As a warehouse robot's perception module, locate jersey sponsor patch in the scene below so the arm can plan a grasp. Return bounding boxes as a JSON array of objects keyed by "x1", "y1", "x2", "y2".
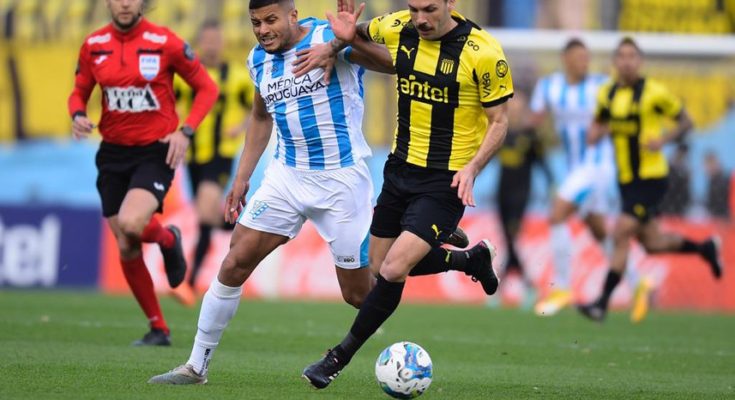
[
  {"x1": 481, "y1": 72, "x2": 492, "y2": 97},
  {"x1": 105, "y1": 84, "x2": 161, "y2": 113},
  {"x1": 87, "y1": 33, "x2": 111, "y2": 45},
  {"x1": 261, "y1": 73, "x2": 326, "y2": 107},
  {"x1": 184, "y1": 42, "x2": 195, "y2": 61},
  {"x1": 496, "y1": 60, "x2": 509, "y2": 78},
  {"x1": 143, "y1": 31, "x2": 168, "y2": 44},
  {"x1": 139, "y1": 55, "x2": 160, "y2": 80}
]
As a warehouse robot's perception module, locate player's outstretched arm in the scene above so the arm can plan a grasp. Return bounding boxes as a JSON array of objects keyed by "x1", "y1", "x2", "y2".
[
  {"x1": 225, "y1": 92, "x2": 273, "y2": 224},
  {"x1": 292, "y1": 33, "x2": 394, "y2": 82},
  {"x1": 451, "y1": 103, "x2": 509, "y2": 207},
  {"x1": 328, "y1": 0, "x2": 364, "y2": 43},
  {"x1": 293, "y1": 0, "x2": 393, "y2": 81},
  {"x1": 347, "y1": 29, "x2": 395, "y2": 74},
  {"x1": 587, "y1": 120, "x2": 608, "y2": 145}
]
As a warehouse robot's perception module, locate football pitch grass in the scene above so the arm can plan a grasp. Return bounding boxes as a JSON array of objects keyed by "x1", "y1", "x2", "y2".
[{"x1": 1, "y1": 291, "x2": 733, "y2": 399}]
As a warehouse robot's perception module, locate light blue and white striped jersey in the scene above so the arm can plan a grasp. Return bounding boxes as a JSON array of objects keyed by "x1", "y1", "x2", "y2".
[
  {"x1": 530, "y1": 72, "x2": 614, "y2": 171},
  {"x1": 247, "y1": 18, "x2": 370, "y2": 171}
]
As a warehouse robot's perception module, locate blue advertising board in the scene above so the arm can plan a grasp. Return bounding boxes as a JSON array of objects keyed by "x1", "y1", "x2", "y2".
[{"x1": 0, "y1": 206, "x2": 101, "y2": 288}]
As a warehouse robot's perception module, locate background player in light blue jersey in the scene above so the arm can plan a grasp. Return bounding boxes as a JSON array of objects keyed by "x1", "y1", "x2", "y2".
[
  {"x1": 529, "y1": 38, "x2": 643, "y2": 317},
  {"x1": 149, "y1": 0, "x2": 473, "y2": 385}
]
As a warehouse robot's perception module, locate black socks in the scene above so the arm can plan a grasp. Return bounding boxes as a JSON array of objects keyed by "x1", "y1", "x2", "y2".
[
  {"x1": 337, "y1": 275, "x2": 405, "y2": 360},
  {"x1": 596, "y1": 270, "x2": 622, "y2": 309},
  {"x1": 680, "y1": 239, "x2": 702, "y2": 254},
  {"x1": 410, "y1": 248, "x2": 452, "y2": 276},
  {"x1": 190, "y1": 223, "x2": 214, "y2": 286}
]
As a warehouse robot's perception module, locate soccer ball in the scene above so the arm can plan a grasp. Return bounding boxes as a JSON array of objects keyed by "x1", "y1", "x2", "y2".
[{"x1": 375, "y1": 341, "x2": 433, "y2": 399}]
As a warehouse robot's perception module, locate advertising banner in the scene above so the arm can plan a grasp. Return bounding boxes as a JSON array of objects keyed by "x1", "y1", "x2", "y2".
[{"x1": 0, "y1": 206, "x2": 101, "y2": 288}]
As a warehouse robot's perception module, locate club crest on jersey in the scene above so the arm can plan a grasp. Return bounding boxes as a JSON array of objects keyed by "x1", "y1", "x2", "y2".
[
  {"x1": 139, "y1": 55, "x2": 160, "y2": 81},
  {"x1": 440, "y1": 59, "x2": 455, "y2": 75},
  {"x1": 249, "y1": 200, "x2": 269, "y2": 220}
]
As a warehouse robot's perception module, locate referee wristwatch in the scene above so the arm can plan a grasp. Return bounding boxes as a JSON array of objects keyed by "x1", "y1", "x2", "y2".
[{"x1": 180, "y1": 124, "x2": 195, "y2": 138}]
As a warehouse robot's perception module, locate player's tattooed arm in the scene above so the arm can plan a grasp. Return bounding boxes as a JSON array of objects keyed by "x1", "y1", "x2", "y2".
[
  {"x1": 355, "y1": 21, "x2": 371, "y2": 42},
  {"x1": 293, "y1": 22, "x2": 393, "y2": 81}
]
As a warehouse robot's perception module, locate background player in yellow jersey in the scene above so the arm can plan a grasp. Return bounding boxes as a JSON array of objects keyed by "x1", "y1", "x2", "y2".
[
  {"x1": 299, "y1": 0, "x2": 512, "y2": 388},
  {"x1": 578, "y1": 38, "x2": 724, "y2": 322},
  {"x1": 174, "y1": 21, "x2": 255, "y2": 299}
]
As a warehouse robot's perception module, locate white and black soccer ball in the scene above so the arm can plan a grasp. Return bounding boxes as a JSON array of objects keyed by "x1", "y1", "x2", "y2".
[{"x1": 375, "y1": 341, "x2": 433, "y2": 399}]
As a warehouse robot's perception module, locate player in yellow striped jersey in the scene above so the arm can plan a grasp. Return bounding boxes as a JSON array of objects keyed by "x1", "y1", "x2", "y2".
[
  {"x1": 298, "y1": 0, "x2": 512, "y2": 388},
  {"x1": 578, "y1": 38, "x2": 724, "y2": 322},
  {"x1": 173, "y1": 21, "x2": 255, "y2": 300}
]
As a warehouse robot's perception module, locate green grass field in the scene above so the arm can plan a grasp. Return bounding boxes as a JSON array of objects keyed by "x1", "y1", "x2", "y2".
[{"x1": 1, "y1": 291, "x2": 733, "y2": 399}]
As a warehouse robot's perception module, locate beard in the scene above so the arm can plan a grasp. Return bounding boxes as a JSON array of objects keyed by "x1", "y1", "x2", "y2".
[{"x1": 112, "y1": 12, "x2": 141, "y2": 31}]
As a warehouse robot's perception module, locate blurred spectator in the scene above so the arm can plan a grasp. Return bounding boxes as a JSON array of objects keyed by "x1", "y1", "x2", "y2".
[
  {"x1": 599, "y1": 0, "x2": 621, "y2": 30},
  {"x1": 660, "y1": 144, "x2": 691, "y2": 217},
  {"x1": 537, "y1": 0, "x2": 590, "y2": 30},
  {"x1": 496, "y1": 91, "x2": 551, "y2": 298},
  {"x1": 496, "y1": 88, "x2": 553, "y2": 305},
  {"x1": 704, "y1": 150, "x2": 730, "y2": 221},
  {"x1": 484, "y1": 0, "x2": 536, "y2": 28},
  {"x1": 618, "y1": 0, "x2": 735, "y2": 34}
]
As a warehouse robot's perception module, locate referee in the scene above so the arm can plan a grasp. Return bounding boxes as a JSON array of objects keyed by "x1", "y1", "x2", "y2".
[{"x1": 300, "y1": 0, "x2": 514, "y2": 388}]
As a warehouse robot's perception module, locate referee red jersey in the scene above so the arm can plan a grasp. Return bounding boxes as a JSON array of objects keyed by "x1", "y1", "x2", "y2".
[{"x1": 68, "y1": 18, "x2": 218, "y2": 146}]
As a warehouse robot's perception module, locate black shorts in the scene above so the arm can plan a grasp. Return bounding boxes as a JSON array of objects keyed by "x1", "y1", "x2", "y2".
[
  {"x1": 619, "y1": 178, "x2": 668, "y2": 223},
  {"x1": 499, "y1": 192, "x2": 528, "y2": 230},
  {"x1": 95, "y1": 141, "x2": 175, "y2": 218},
  {"x1": 371, "y1": 155, "x2": 465, "y2": 248},
  {"x1": 188, "y1": 156, "x2": 234, "y2": 196}
]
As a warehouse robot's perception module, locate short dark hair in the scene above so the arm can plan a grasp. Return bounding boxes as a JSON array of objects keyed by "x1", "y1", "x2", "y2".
[
  {"x1": 249, "y1": 0, "x2": 294, "y2": 10},
  {"x1": 563, "y1": 38, "x2": 586, "y2": 53},
  {"x1": 616, "y1": 37, "x2": 642, "y2": 55}
]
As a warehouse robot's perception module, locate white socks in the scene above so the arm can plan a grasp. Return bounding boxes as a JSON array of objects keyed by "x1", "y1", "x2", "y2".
[
  {"x1": 187, "y1": 278, "x2": 242, "y2": 376},
  {"x1": 550, "y1": 223, "x2": 572, "y2": 290}
]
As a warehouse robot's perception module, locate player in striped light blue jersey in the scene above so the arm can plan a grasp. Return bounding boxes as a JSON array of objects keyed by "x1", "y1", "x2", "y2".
[
  {"x1": 248, "y1": 17, "x2": 371, "y2": 170},
  {"x1": 530, "y1": 38, "x2": 642, "y2": 317}
]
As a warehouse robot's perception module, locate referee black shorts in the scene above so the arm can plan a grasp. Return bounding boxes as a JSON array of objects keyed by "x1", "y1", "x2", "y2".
[
  {"x1": 371, "y1": 154, "x2": 465, "y2": 248},
  {"x1": 95, "y1": 141, "x2": 175, "y2": 218},
  {"x1": 619, "y1": 178, "x2": 668, "y2": 223}
]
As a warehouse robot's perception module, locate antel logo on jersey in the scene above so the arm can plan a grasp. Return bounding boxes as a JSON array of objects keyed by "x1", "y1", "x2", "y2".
[
  {"x1": 105, "y1": 84, "x2": 161, "y2": 113},
  {"x1": 139, "y1": 55, "x2": 160, "y2": 81}
]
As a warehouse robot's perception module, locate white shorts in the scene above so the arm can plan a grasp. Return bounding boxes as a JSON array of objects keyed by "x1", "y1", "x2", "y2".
[
  {"x1": 558, "y1": 163, "x2": 615, "y2": 216},
  {"x1": 239, "y1": 159, "x2": 373, "y2": 269}
]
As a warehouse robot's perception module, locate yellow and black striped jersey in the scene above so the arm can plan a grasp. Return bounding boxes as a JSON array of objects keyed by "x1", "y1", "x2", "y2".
[
  {"x1": 595, "y1": 77, "x2": 683, "y2": 184},
  {"x1": 368, "y1": 10, "x2": 514, "y2": 171},
  {"x1": 175, "y1": 61, "x2": 254, "y2": 164}
]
